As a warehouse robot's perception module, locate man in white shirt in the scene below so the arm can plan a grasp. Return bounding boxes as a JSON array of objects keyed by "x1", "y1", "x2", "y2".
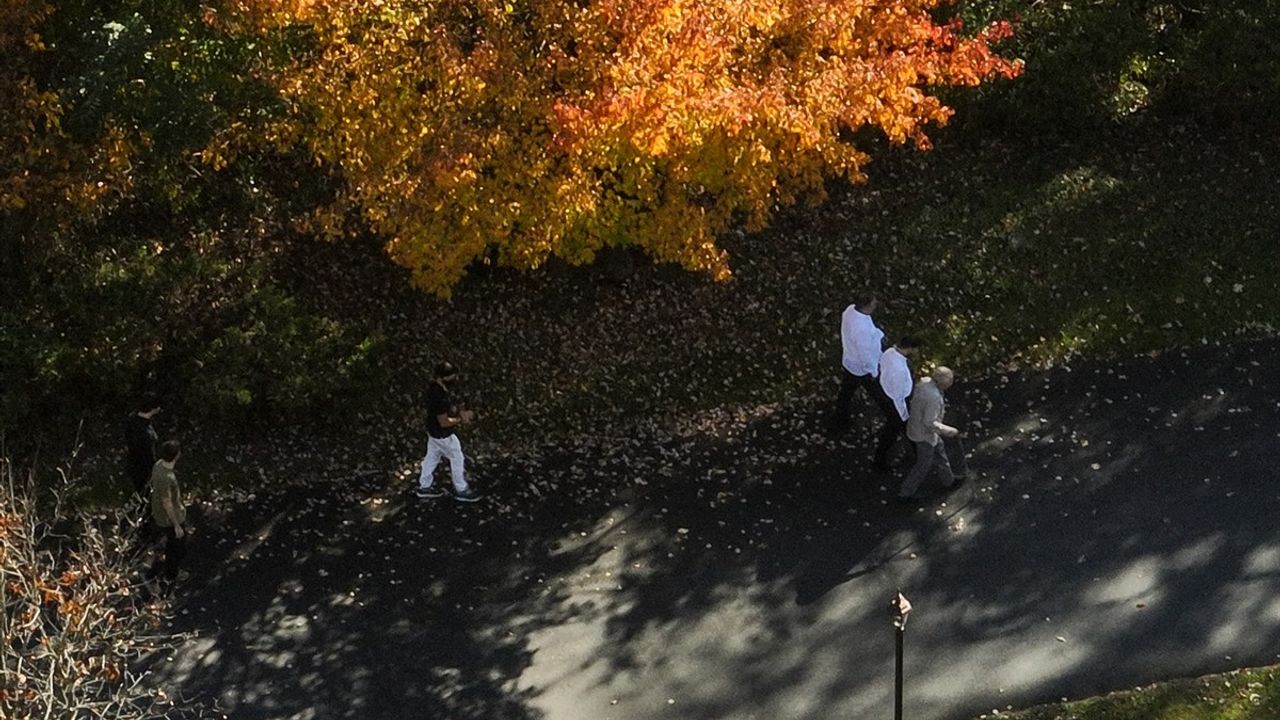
[
  {"x1": 873, "y1": 335, "x2": 922, "y2": 471},
  {"x1": 898, "y1": 366, "x2": 964, "y2": 501},
  {"x1": 831, "y1": 291, "x2": 885, "y2": 432}
]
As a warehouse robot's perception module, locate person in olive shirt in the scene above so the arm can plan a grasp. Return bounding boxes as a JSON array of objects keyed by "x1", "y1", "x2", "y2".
[
  {"x1": 124, "y1": 394, "x2": 161, "y2": 498},
  {"x1": 148, "y1": 440, "x2": 188, "y2": 586},
  {"x1": 416, "y1": 362, "x2": 482, "y2": 502}
]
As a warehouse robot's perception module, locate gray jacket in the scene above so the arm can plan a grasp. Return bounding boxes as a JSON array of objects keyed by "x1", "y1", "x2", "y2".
[{"x1": 906, "y1": 379, "x2": 945, "y2": 446}]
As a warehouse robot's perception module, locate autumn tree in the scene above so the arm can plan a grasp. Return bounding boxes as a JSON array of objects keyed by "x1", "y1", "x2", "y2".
[
  {"x1": 215, "y1": 0, "x2": 1021, "y2": 295},
  {"x1": 0, "y1": 0, "x2": 135, "y2": 286},
  {"x1": 0, "y1": 1, "x2": 385, "y2": 432}
]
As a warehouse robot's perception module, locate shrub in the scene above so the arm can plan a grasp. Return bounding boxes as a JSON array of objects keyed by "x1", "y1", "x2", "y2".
[{"x1": 0, "y1": 448, "x2": 198, "y2": 718}]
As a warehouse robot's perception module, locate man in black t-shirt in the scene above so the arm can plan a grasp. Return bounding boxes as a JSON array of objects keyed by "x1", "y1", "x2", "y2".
[
  {"x1": 124, "y1": 394, "x2": 161, "y2": 498},
  {"x1": 417, "y1": 362, "x2": 482, "y2": 502}
]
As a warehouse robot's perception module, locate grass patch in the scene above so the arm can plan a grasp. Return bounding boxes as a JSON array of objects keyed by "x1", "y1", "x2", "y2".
[
  {"x1": 841, "y1": 122, "x2": 1280, "y2": 375},
  {"x1": 978, "y1": 665, "x2": 1280, "y2": 720}
]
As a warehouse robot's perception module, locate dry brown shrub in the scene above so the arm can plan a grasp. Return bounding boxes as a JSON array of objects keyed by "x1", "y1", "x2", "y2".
[{"x1": 1, "y1": 444, "x2": 204, "y2": 719}]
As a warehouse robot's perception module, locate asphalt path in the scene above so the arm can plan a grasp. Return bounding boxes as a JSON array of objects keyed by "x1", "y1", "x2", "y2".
[{"x1": 156, "y1": 338, "x2": 1280, "y2": 720}]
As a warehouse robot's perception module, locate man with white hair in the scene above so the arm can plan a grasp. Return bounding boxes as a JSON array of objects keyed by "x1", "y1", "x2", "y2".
[{"x1": 898, "y1": 366, "x2": 964, "y2": 501}]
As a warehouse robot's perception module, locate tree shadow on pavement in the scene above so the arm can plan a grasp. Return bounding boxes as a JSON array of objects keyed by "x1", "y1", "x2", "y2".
[
  {"x1": 158, "y1": 337, "x2": 1280, "y2": 720},
  {"x1": 573, "y1": 338, "x2": 1280, "y2": 719}
]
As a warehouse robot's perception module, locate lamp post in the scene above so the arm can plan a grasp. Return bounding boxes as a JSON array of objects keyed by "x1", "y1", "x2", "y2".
[{"x1": 889, "y1": 591, "x2": 912, "y2": 720}]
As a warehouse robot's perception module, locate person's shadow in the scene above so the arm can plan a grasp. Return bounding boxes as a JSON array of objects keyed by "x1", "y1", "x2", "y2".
[{"x1": 788, "y1": 435, "x2": 974, "y2": 606}]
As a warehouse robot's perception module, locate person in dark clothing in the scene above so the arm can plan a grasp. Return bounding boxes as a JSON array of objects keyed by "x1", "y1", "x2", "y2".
[
  {"x1": 416, "y1": 362, "x2": 482, "y2": 502},
  {"x1": 124, "y1": 394, "x2": 161, "y2": 498}
]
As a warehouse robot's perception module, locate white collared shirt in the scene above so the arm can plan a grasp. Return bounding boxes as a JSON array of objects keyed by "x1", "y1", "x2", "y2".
[
  {"x1": 878, "y1": 348, "x2": 913, "y2": 421},
  {"x1": 841, "y1": 304, "x2": 884, "y2": 377}
]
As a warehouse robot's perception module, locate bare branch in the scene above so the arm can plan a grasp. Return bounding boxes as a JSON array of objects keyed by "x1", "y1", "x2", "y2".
[{"x1": 1, "y1": 445, "x2": 207, "y2": 719}]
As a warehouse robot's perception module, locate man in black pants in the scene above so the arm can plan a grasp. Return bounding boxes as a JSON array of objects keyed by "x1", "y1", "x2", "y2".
[
  {"x1": 124, "y1": 394, "x2": 161, "y2": 499},
  {"x1": 831, "y1": 291, "x2": 885, "y2": 432},
  {"x1": 873, "y1": 335, "x2": 922, "y2": 471}
]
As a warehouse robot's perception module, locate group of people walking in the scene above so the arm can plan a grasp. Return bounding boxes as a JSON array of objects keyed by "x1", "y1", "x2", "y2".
[
  {"x1": 123, "y1": 292, "x2": 962, "y2": 590},
  {"x1": 416, "y1": 293, "x2": 969, "y2": 508},
  {"x1": 832, "y1": 291, "x2": 968, "y2": 502}
]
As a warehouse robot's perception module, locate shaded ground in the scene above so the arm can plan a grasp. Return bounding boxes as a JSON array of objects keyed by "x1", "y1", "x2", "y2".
[
  {"x1": 69, "y1": 118, "x2": 1279, "y2": 506},
  {"x1": 149, "y1": 335, "x2": 1280, "y2": 719}
]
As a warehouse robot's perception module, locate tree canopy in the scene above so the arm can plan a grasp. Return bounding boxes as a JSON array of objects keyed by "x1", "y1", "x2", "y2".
[{"x1": 215, "y1": 0, "x2": 1021, "y2": 295}]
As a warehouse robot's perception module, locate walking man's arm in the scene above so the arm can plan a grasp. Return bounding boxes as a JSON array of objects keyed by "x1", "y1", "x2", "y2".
[{"x1": 435, "y1": 409, "x2": 475, "y2": 428}]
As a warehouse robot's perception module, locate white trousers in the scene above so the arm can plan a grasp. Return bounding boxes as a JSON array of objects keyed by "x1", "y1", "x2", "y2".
[{"x1": 419, "y1": 435, "x2": 469, "y2": 493}]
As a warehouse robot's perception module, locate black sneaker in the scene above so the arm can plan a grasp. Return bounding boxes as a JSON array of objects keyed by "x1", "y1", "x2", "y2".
[
  {"x1": 454, "y1": 488, "x2": 483, "y2": 503},
  {"x1": 416, "y1": 487, "x2": 446, "y2": 499}
]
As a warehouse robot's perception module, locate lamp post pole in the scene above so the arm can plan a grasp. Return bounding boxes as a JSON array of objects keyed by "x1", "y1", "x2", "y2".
[{"x1": 889, "y1": 591, "x2": 912, "y2": 720}]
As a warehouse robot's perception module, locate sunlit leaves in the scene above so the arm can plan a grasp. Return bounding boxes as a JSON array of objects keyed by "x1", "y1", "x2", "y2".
[
  {"x1": 0, "y1": 0, "x2": 135, "y2": 235},
  {"x1": 224, "y1": 0, "x2": 1021, "y2": 296}
]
